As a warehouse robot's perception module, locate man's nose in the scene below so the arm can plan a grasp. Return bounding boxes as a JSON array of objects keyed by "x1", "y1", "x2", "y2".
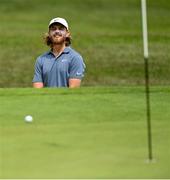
[{"x1": 54, "y1": 29, "x2": 60, "y2": 33}]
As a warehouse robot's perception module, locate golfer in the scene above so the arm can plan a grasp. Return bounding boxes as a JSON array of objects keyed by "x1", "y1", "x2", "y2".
[{"x1": 32, "y1": 17, "x2": 85, "y2": 88}]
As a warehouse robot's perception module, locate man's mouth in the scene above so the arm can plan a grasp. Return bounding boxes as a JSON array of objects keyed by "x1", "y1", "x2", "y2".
[
  {"x1": 53, "y1": 32, "x2": 62, "y2": 37},
  {"x1": 54, "y1": 35, "x2": 60, "y2": 38}
]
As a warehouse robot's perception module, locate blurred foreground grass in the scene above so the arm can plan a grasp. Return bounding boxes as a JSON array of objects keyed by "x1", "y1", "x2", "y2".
[{"x1": 0, "y1": 86, "x2": 170, "y2": 178}]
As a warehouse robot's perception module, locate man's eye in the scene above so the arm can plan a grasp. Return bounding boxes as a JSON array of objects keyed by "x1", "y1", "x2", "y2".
[
  {"x1": 50, "y1": 27, "x2": 56, "y2": 31},
  {"x1": 59, "y1": 27, "x2": 65, "y2": 31}
]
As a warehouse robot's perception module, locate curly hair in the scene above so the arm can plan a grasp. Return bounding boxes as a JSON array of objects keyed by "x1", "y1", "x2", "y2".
[{"x1": 44, "y1": 32, "x2": 71, "y2": 47}]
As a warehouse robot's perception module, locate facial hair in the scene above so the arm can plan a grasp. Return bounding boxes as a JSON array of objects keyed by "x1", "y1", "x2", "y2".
[{"x1": 50, "y1": 31, "x2": 66, "y2": 45}]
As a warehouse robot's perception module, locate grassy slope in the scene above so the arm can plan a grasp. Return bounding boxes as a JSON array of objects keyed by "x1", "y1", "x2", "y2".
[
  {"x1": 0, "y1": 0, "x2": 170, "y2": 87},
  {"x1": 0, "y1": 87, "x2": 170, "y2": 178}
]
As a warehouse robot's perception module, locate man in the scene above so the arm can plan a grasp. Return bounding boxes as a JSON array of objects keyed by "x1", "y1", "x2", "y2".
[{"x1": 32, "y1": 17, "x2": 85, "y2": 88}]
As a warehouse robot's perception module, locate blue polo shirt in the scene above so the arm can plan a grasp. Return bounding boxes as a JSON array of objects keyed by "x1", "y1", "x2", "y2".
[{"x1": 32, "y1": 47, "x2": 85, "y2": 87}]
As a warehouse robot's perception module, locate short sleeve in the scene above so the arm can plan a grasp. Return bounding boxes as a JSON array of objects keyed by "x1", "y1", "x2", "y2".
[
  {"x1": 69, "y1": 55, "x2": 85, "y2": 79},
  {"x1": 32, "y1": 57, "x2": 43, "y2": 83}
]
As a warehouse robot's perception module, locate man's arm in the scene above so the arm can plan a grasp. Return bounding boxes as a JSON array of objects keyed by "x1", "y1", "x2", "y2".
[
  {"x1": 33, "y1": 82, "x2": 44, "y2": 88},
  {"x1": 69, "y1": 55, "x2": 85, "y2": 88},
  {"x1": 32, "y1": 57, "x2": 44, "y2": 88},
  {"x1": 69, "y1": 78, "x2": 81, "y2": 88}
]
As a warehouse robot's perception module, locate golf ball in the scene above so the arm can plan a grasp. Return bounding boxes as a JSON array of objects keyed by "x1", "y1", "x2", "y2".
[{"x1": 24, "y1": 115, "x2": 33, "y2": 122}]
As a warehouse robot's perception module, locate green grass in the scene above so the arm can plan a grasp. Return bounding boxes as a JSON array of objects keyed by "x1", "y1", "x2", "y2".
[
  {"x1": 0, "y1": 0, "x2": 170, "y2": 177},
  {"x1": 0, "y1": 87, "x2": 170, "y2": 178},
  {"x1": 0, "y1": 0, "x2": 170, "y2": 87}
]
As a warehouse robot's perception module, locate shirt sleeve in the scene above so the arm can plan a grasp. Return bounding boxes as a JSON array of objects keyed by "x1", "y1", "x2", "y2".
[
  {"x1": 32, "y1": 57, "x2": 43, "y2": 83},
  {"x1": 69, "y1": 55, "x2": 86, "y2": 79}
]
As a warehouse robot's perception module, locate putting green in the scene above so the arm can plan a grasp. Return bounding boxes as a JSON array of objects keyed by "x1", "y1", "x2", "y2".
[{"x1": 0, "y1": 87, "x2": 170, "y2": 178}]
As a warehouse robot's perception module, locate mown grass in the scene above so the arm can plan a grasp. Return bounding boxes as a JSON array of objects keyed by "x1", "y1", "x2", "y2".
[
  {"x1": 0, "y1": 0, "x2": 170, "y2": 87},
  {"x1": 0, "y1": 87, "x2": 170, "y2": 178}
]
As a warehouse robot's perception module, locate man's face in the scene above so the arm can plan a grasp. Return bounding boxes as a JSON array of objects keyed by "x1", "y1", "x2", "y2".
[{"x1": 49, "y1": 23, "x2": 67, "y2": 45}]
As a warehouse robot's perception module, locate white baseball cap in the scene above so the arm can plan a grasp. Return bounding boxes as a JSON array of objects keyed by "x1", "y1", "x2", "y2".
[{"x1": 49, "y1": 17, "x2": 69, "y2": 30}]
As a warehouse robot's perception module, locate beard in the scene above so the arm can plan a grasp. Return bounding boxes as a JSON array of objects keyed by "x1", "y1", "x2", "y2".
[{"x1": 50, "y1": 34, "x2": 66, "y2": 45}]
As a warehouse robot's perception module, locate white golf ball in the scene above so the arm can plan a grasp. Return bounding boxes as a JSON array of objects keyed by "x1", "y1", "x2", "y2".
[{"x1": 24, "y1": 115, "x2": 33, "y2": 123}]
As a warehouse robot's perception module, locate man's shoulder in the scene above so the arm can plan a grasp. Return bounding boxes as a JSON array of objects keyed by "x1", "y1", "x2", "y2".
[
  {"x1": 36, "y1": 51, "x2": 52, "y2": 63},
  {"x1": 37, "y1": 51, "x2": 51, "y2": 59},
  {"x1": 67, "y1": 47, "x2": 83, "y2": 59}
]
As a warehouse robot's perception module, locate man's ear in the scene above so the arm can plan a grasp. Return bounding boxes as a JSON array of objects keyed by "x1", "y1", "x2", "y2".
[{"x1": 66, "y1": 31, "x2": 71, "y2": 38}]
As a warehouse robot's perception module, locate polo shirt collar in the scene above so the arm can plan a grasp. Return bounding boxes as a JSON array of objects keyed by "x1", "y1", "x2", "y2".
[
  {"x1": 48, "y1": 46, "x2": 70, "y2": 56},
  {"x1": 63, "y1": 47, "x2": 70, "y2": 53}
]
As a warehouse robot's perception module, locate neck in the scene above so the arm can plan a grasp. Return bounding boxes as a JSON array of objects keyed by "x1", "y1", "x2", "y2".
[{"x1": 52, "y1": 44, "x2": 66, "y2": 57}]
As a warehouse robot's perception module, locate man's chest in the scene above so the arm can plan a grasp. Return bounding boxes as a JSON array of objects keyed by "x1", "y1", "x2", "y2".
[{"x1": 42, "y1": 57, "x2": 70, "y2": 75}]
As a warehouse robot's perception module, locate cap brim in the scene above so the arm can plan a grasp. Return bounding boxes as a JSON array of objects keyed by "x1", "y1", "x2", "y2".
[{"x1": 49, "y1": 22, "x2": 68, "y2": 30}]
